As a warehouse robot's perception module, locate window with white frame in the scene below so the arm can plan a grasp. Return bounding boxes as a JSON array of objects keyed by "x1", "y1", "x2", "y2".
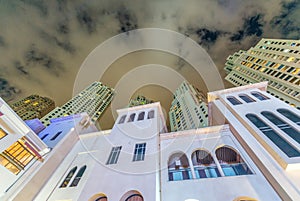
[
  {"x1": 133, "y1": 143, "x2": 146, "y2": 161},
  {"x1": 106, "y1": 146, "x2": 122, "y2": 165}
]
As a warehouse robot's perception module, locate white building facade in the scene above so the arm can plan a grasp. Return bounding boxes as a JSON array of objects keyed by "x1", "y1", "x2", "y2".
[
  {"x1": 1, "y1": 82, "x2": 300, "y2": 201},
  {"x1": 208, "y1": 82, "x2": 300, "y2": 200}
]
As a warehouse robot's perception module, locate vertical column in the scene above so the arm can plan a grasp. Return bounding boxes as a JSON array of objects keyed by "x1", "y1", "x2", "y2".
[
  {"x1": 212, "y1": 154, "x2": 225, "y2": 177},
  {"x1": 187, "y1": 155, "x2": 196, "y2": 179}
]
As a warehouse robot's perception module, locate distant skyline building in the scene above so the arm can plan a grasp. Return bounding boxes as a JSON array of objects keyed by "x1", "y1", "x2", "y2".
[
  {"x1": 10, "y1": 94, "x2": 55, "y2": 121},
  {"x1": 224, "y1": 38, "x2": 300, "y2": 109},
  {"x1": 40, "y1": 82, "x2": 115, "y2": 126},
  {"x1": 169, "y1": 81, "x2": 208, "y2": 132},
  {"x1": 128, "y1": 95, "x2": 154, "y2": 107},
  {"x1": 2, "y1": 82, "x2": 300, "y2": 200}
]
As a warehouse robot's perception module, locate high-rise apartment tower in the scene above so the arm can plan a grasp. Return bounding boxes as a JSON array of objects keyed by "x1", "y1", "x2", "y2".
[
  {"x1": 40, "y1": 82, "x2": 114, "y2": 126},
  {"x1": 224, "y1": 38, "x2": 300, "y2": 109},
  {"x1": 169, "y1": 81, "x2": 208, "y2": 132}
]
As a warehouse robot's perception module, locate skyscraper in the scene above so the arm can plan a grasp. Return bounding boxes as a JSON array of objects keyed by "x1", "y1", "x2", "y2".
[
  {"x1": 169, "y1": 81, "x2": 208, "y2": 132},
  {"x1": 40, "y1": 82, "x2": 115, "y2": 126},
  {"x1": 10, "y1": 94, "x2": 55, "y2": 120},
  {"x1": 128, "y1": 95, "x2": 154, "y2": 107},
  {"x1": 224, "y1": 38, "x2": 300, "y2": 109}
]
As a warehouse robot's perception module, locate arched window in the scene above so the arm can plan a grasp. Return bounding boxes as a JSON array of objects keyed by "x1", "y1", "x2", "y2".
[
  {"x1": 40, "y1": 133, "x2": 49, "y2": 140},
  {"x1": 147, "y1": 110, "x2": 155, "y2": 119},
  {"x1": 125, "y1": 194, "x2": 143, "y2": 201},
  {"x1": 95, "y1": 196, "x2": 107, "y2": 201},
  {"x1": 191, "y1": 150, "x2": 220, "y2": 178},
  {"x1": 120, "y1": 190, "x2": 143, "y2": 201},
  {"x1": 246, "y1": 114, "x2": 300, "y2": 157},
  {"x1": 233, "y1": 196, "x2": 258, "y2": 201},
  {"x1": 118, "y1": 115, "x2": 126, "y2": 124},
  {"x1": 168, "y1": 152, "x2": 191, "y2": 181},
  {"x1": 137, "y1": 112, "x2": 145, "y2": 121},
  {"x1": 60, "y1": 166, "x2": 77, "y2": 188},
  {"x1": 277, "y1": 108, "x2": 300, "y2": 126},
  {"x1": 238, "y1": 94, "x2": 256, "y2": 103},
  {"x1": 227, "y1": 96, "x2": 242, "y2": 105},
  {"x1": 250, "y1": 91, "x2": 270, "y2": 101},
  {"x1": 215, "y1": 146, "x2": 252, "y2": 176},
  {"x1": 128, "y1": 113, "x2": 136, "y2": 122},
  {"x1": 88, "y1": 193, "x2": 107, "y2": 201},
  {"x1": 261, "y1": 111, "x2": 300, "y2": 143},
  {"x1": 70, "y1": 165, "x2": 87, "y2": 187}
]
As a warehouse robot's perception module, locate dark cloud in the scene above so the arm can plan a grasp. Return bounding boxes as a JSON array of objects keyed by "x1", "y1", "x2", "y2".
[
  {"x1": 57, "y1": 21, "x2": 70, "y2": 35},
  {"x1": 25, "y1": 45, "x2": 63, "y2": 76},
  {"x1": 76, "y1": 4, "x2": 97, "y2": 34},
  {"x1": 39, "y1": 31, "x2": 75, "y2": 54},
  {"x1": 0, "y1": 77, "x2": 20, "y2": 101},
  {"x1": 196, "y1": 28, "x2": 222, "y2": 44},
  {"x1": 270, "y1": 1, "x2": 300, "y2": 38},
  {"x1": 116, "y1": 6, "x2": 138, "y2": 33},
  {"x1": 14, "y1": 61, "x2": 29, "y2": 75},
  {"x1": 230, "y1": 14, "x2": 264, "y2": 41},
  {"x1": 181, "y1": 26, "x2": 224, "y2": 48}
]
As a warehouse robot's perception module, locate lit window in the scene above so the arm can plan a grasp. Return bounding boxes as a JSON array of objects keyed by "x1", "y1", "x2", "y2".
[
  {"x1": 246, "y1": 113, "x2": 300, "y2": 157},
  {"x1": 60, "y1": 167, "x2": 77, "y2": 188},
  {"x1": 286, "y1": 57, "x2": 295, "y2": 62},
  {"x1": 106, "y1": 146, "x2": 122, "y2": 165},
  {"x1": 0, "y1": 127, "x2": 7, "y2": 140},
  {"x1": 133, "y1": 143, "x2": 146, "y2": 161},
  {"x1": 70, "y1": 165, "x2": 87, "y2": 187},
  {"x1": 0, "y1": 140, "x2": 36, "y2": 175}
]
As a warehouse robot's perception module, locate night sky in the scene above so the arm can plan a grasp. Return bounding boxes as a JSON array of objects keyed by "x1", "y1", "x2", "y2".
[{"x1": 0, "y1": 0, "x2": 299, "y2": 129}]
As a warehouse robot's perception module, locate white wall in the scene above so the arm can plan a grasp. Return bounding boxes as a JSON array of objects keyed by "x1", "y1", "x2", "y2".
[{"x1": 160, "y1": 125, "x2": 280, "y2": 201}]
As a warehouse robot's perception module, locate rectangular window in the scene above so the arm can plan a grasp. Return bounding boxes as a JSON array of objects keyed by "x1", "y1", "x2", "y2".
[
  {"x1": 0, "y1": 140, "x2": 35, "y2": 174},
  {"x1": 106, "y1": 146, "x2": 122, "y2": 165},
  {"x1": 133, "y1": 143, "x2": 146, "y2": 162}
]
